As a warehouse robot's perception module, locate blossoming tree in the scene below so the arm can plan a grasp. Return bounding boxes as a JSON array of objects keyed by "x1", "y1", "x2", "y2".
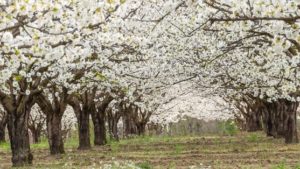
[
  {"x1": 167, "y1": 0, "x2": 300, "y2": 143},
  {"x1": 0, "y1": 0, "x2": 108, "y2": 166}
]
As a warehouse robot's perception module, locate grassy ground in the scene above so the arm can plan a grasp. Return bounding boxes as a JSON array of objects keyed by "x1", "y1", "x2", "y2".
[{"x1": 1, "y1": 132, "x2": 300, "y2": 169}]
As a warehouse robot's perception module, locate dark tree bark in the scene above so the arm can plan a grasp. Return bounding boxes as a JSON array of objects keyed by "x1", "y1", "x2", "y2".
[
  {"x1": 69, "y1": 92, "x2": 92, "y2": 150},
  {"x1": 92, "y1": 110, "x2": 106, "y2": 145},
  {"x1": 92, "y1": 95, "x2": 113, "y2": 146},
  {"x1": 46, "y1": 112, "x2": 65, "y2": 154},
  {"x1": 123, "y1": 107, "x2": 138, "y2": 137},
  {"x1": 122, "y1": 104, "x2": 151, "y2": 137},
  {"x1": 283, "y1": 101, "x2": 299, "y2": 144},
  {"x1": 0, "y1": 124, "x2": 5, "y2": 142},
  {"x1": 124, "y1": 117, "x2": 138, "y2": 136},
  {"x1": 36, "y1": 91, "x2": 68, "y2": 154},
  {"x1": 29, "y1": 126, "x2": 42, "y2": 144},
  {"x1": 136, "y1": 122, "x2": 147, "y2": 136},
  {"x1": 108, "y1": 114, "x2": 120, "y2": 141},
  {"x1": 262, "y1": 107, "x2": 276, "y2": 137},
  {"x1": 107, "y1": 103, "x2": 122, "y2": 141},
  {"x1": 3, "y1": 98, "x2": 35, "y2": 167},
  {"x1": 28, "y1": 108, "x2": 45, "y2": 144},
  {"x1": 111, "y1": 119, "x2": 119, "y2": 140},
  {"x1": 261, "y1": 99, "x2": 299, "y2": 143},
  {"x1": 232, "y1": 97, "x2": 262, "y2": 132},
  {"x1": 32, "y1": 130, "x2": 41, "y2": 144},
  {"x1": 0, "y1": 112, "x2": 7, "y2": 142},
  {"x1": 77, "y1": 108, "x2": 91, "y2": 150},
  {"x1": 8, "y1": 109, "x2": 33, "y2": 166},
  {"x1": 130, "y1": 105, "x2": 152, "y2": 136},
  {"x1": 262, "y1": 101, "x2": 286, "y2": 138},
  {"x1": 245, "y1": 110, "x2": 262, "y2": 132}
]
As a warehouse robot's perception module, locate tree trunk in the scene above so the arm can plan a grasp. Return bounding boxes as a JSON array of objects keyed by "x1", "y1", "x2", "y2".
[
  {"x1": 78, "y1": 109, "x2": 91, "y2": 150},
  {"x1": 245, "y1": 110, "x2": 262, "y2": 132},
  {"x1": 47, "y1": 113, "x2": 65, "y2": 154},
  {"x1": 123, "y1": 115, "x2": 137, "y2": 137},
  {"x1": 92, "y1": 96, "x2": 112, "y2": 146},
  {"x1": 108, "y1": 117, "x2": 120, "y2": 141},
  {"x1": 261, "y1": 101, "x2": 285, "y2": 138},
  {"x1": 262, "y1": 109, "x2": 274, "y2": 137},
  {"x1": 31, "y1": 128, "x2": 41, "y2": 144},
  {"x1": 7, "y1": 108, "x2": 33, "y2": 167},
  {"x1": 33, "y1": 132, "x2": 40, "y2": 144},
  {"x1": 0, "y1": 110, "x2": 7, "y2": 143},
  {"x1": 261, "y1": 99, "x2": 299, "y2": 143},
  {"x1": 108, "y1": 118, "x2": 113, "y2": 140},
  {"x1": 36, "y1": 92, "x2": 68, "y2": 155},
  {"x1": 136, "y1": 123, "x2": 146, "y2": 136},
  {"x1": 112, "y1": 120, "x2": 119, "y2": 141},
  {"x1": 69, "y1": 96, "x2": 91, "y2": 150},
  {"x1": 0, "y1": 124, "x2": 5, "y2": 142},
  {"x1": 92, "y1": 111, "x2": 106, "y2": 146},
  {"x1": 283, "y1": 101, "x2": 299, "y2": 144}
]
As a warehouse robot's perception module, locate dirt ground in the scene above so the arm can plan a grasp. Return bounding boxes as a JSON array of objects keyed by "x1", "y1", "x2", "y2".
[{"x1": 1, "y1": 132, "x2": 300, "y2": 169}]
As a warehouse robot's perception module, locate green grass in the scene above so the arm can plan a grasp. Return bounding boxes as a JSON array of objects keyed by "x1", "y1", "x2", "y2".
[
  {"x1": 65, "y1": 135, "x2": 80, "y2": 148},
  {"x1": 116, "y1": 135, "x2": 188, "y2": 146},
  {"x1": 272, "y1": 162, "x2": 287, "y2": 169},
  {"x1": 1, "y1": 132, "x2": 300, "y2": 168},
  {"x1": 246, "y1": 133, "x2": 260, "y2": 142},
  {"x1": 173, "y1": 144, "x2": 184, "y2": 156},
  {"x1": 31, "y1": 141, "x2": 48, "y2": 149},
  {"x1": 218, "y1": 120, "x2": 239, "y2": 136},
  {"x1": 137, "y1": 162, "x2": 153, "y2": 169},
  {"x1": 109, "y1": 140, "x2": 120, "y2": 154},
  {"x1": 0, "y1": 141, "x2": 10, "y2": 151},
  {"x1": 0, "y1": 135, "x2": 81, "y2": 152}
]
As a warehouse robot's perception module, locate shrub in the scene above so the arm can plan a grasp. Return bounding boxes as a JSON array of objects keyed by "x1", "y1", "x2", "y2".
[{"x1": 219, "y1": 120, "x2": 238, "y2": 136}]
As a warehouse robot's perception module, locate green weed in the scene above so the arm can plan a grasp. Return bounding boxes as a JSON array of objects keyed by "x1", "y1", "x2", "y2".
[
  {"x1": 137, "y1": 162, "x2": 153, "y2": 169},
  {"x1": 109, "y1": 141, "x2": 120, "y2": 154},
  {"x1": 273, "y1": 162, "x2": 286, "y2": 169},
  {"x1": 247, "y1": 133, "x2": 259, "y2": 142},
  {"x1": 174, "y1": 144, "x2": 183, "y2": 155},
  {"x1": 219, "y1": 120, "x2": 238, "y2": 136}
]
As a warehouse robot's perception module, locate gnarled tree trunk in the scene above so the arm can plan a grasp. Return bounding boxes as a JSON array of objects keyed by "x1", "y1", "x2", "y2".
[
  {"x1": 129, "y1": 105, "x2": 152, "y2": 136},
  {"x1": 92, "y1": 95, "x2": 113, "y2": 146},
  {"x1": 30, "y1": 128, "x2": 41, "y2": 144},
  {"x1": 262, "y1": 107, "x2": 278, "y2": 137},
  {"x1": 7, "y1": 102, "x2": 34, "y2": 167},
  {"x1": 123, "y1": 116, "x2": 138, "y2": 136},
  {"x1": 47, "y1": 113, "x2": 65, "y2": 154},
  {"x1": 92, "y1": 110, "x2": 106, "y2": 146},
  {"x1": 232, "y1": 97, "x2": 263, "y2": 132},
  {"x1": 283, "y1": 101, "x2": 299, "y2": 144},
  {"x1": 36, "y1": 93, "x2": 67, "y2": 154},
  {"x1": 0, "y1": 122, "x2": 6, "y2": 142},
  {"x1": 107, "y1": 102, "x2": 122, "y2": 141},
  {"x1": 262, "y1": 100, "x2": 286, "y2": 138},
  {"x1": 108, "y1": 116, "x2": 120, "y2": 141},
  {"x1": 245, "y1": 110, "x2": 262, "y2": 132},
  {"x1": 0, "y1": 108, "x2": 7, "y2": 142},
  {"x1": 69, "y1": 92, "x2": 91, "y2": 150},
  {"x1": 136, "y1": 122, "x2": 147, "y2": 136},
  {"x1": 123, "y1": 107, "x2": 138, "y2": 137},
  {"x1": 77, "y1": 108, "x2": 91, "y2": 150},
  {"x1": 28, "y1": 106, "x2": 46, "y2": 144},
  {"x1": 261, "y1": 99, "x2": 299, "y2": 143}
]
